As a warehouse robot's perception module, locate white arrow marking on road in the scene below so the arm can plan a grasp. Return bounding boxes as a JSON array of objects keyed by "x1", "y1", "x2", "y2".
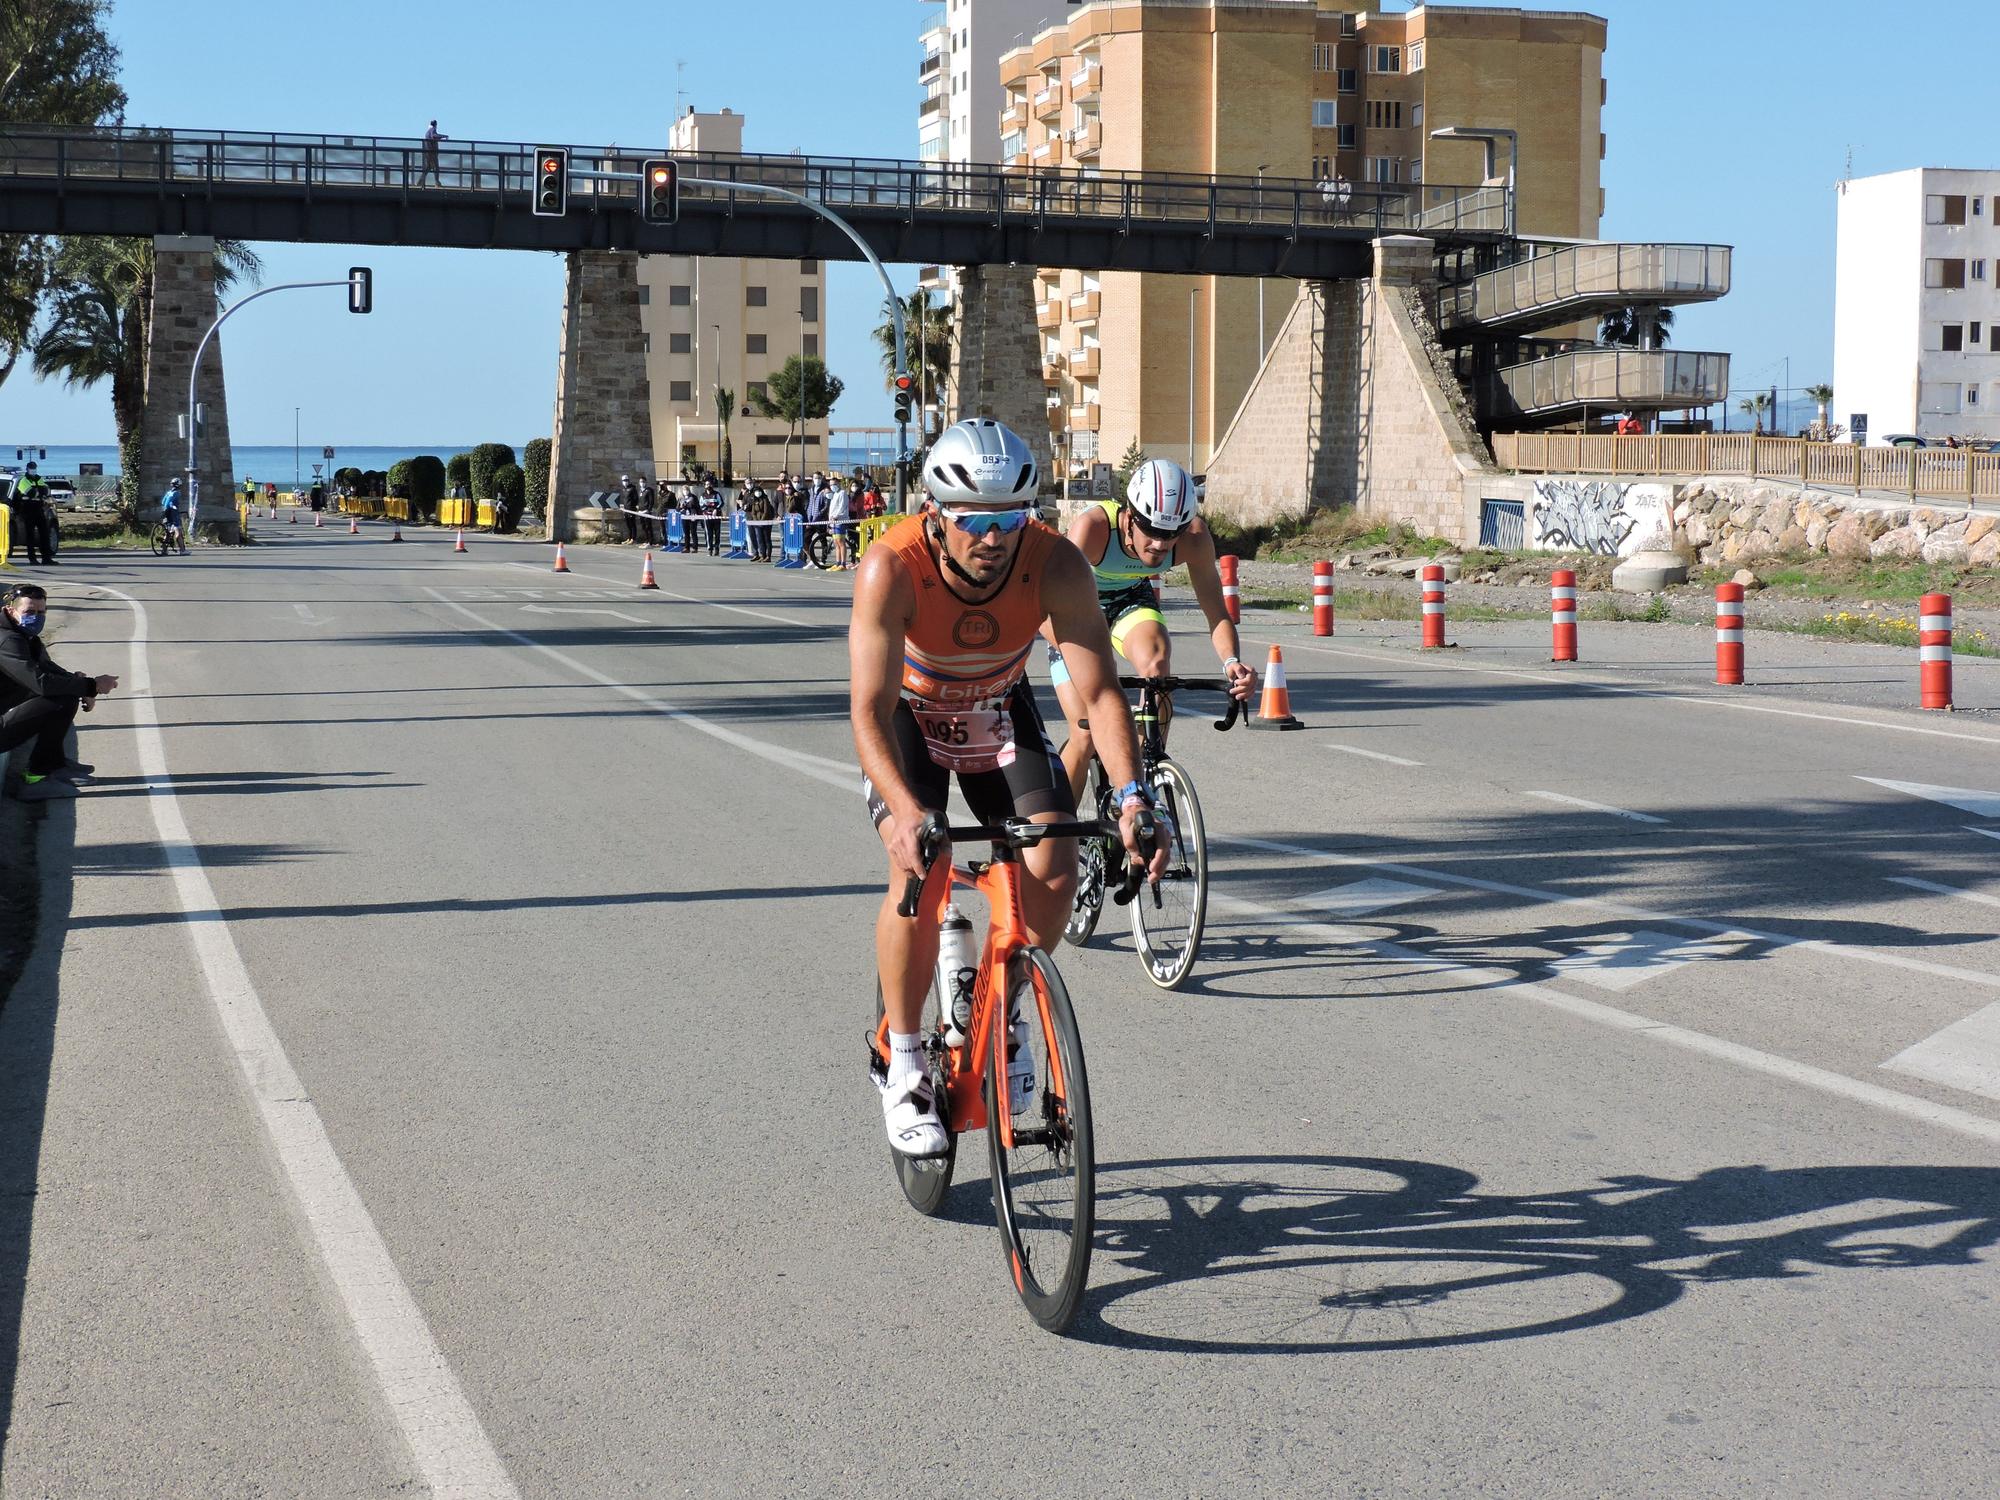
[
  {"x1": 292, "y1": 603, "x2": 328, "y2": 626},
  {"x1": 1856, "y1": 777, "x2": 2000, "y2": 821},
  {"x1": 1298, "y1": 877, "x2": 1439, "y2": 917},
  {"x1": 1547, "y1": 930, "x2": 1743, "y2": 992},
  {"x1": 1883, "y1": 1003, "x2": 2000, "y2": 1102},
  {"x1": 518, "y1": 604, "x2": 649, "y2": 625}
]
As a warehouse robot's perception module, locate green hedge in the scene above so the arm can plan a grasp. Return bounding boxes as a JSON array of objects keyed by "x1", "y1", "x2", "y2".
[
  {"x1": 334, "y1": 466, "x2": 363, "y2": 489},
  {"x1": 406, "y1": 455, "x2": 446, "y2": 518},
  {"x1": 469, "y1": 442, "x2": 516, "y2": 500},
  {"x1": 386, "y1": 460, "x2": 412, "y2": 499},
  {"x1": 523, "y1": 437, "x2": 551, "y2": 519},
  {"x1": 492, "y1": 463, "x2": 524, "y2": 507},
  {"x1": 447, "y1": 452, "x2": 472, "y2": 495}
]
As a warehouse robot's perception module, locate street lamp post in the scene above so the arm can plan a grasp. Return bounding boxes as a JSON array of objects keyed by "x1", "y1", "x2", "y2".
[
  {"x1": 1428, "y1": 124, "x2": 1517, "y2": 237},
  {"x1": 1256, "y1": 164, "x2": 1271, "y2": 361},
  {"x1": 712, "y1": 321, "x2": 721, "y2": 481}
]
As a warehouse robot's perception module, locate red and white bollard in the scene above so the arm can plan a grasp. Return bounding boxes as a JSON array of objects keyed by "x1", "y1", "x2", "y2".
[
  {"x1": 1551, "y1": 568, "x2": 1578, "y2": 661},
  {"x1": 1921, "y1": 591, "x2": 1953, "y2": 710},
  {"x1": 1420, "y1": 563, "x2": 1446, "y2": 648},
  {"x1": 1219, "y1": 553, "x2": 1241, "y2": 624},
  {"x1": 1714, "y1": 582, "x2": 1745, "y2": 685},
  {"x1": 1312, "y1": 559, "x2": 1334, "y2": 637}
]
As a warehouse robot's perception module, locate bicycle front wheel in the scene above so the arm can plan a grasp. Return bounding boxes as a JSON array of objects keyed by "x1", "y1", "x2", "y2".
[
  {"x1": 986, "y1": 947, "x2": 1094, "y2": 1333},
  {"x1": 149, "y1": 526, "x2": 168, "y2": 557},
  {"x1": 1130, "y1": 757, "x2": 1208, "y2": 991},
  {"x1": 875, "y1": 980, "x2": 957, "y2": 1215}
]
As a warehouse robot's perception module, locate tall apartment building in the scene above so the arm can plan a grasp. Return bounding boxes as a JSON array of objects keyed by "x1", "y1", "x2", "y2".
[
  {"x1": 637, "y1": 108, "x2": 829, "y2": 475},
  {"x1": 919, "y1": 0, "x2": 1072, "y2": 166},
  {"x1": 1000, "y1": 1, "x2": 1605, "y2": 473},
  {"x1": 1834, "y1": 168, "x2": 2000, "y2": 445}
]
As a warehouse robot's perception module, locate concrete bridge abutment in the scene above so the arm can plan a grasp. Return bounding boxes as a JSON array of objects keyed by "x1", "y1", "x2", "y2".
[
  {"x1": 547, "y1": 250, "x2": 655, "y2": 542},
  {"x1": 140, "y1": 236, "x2": 239, "y2": 542},
  {"x1": 947, "y1": 264, "x2": 1052, "y2": 484}
]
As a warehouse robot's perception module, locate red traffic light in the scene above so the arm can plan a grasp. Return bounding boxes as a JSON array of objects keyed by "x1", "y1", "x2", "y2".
[
  {"x1": 893, "y1": 374, "x2": 915, "y2": 392},
  {"x1": 543, "y1": 158, "x2": 560, "y2": 174},
  {"x1": 651, "y1": 167, "x2": 671, "y2": 185}
]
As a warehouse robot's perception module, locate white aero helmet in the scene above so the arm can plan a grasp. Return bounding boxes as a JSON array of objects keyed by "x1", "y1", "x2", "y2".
[
  {"x1": 923, "y1": 419, "x2": 1039, "y2": 505},
  {"x1": 1127, "y1": 457, "x2": 1198, "y2": 533}
]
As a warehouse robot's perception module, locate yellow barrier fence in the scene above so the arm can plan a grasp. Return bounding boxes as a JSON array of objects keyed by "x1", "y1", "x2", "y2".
[
  {"x1": 477, "y1": 500, "x2": 496, "y2": 529},
  {"x1": 852, "y1": 515, "x2": 896, "y2": 558},
  {"x1": 0, "y1": 506, "x2": 11, "y2": 567},
  {"x1": 386, "y1": 499, "x2": 411, "y2": 522}
]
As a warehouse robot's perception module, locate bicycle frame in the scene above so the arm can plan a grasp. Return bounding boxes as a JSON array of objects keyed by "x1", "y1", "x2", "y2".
[{"x1": 872, "y1": 844, "x2": 1069, "y2": 1150}]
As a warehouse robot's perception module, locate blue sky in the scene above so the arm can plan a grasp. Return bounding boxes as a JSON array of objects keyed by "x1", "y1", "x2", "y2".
[{"x1": 5, "y1": 0, "x2": 1997, "y2": 446}]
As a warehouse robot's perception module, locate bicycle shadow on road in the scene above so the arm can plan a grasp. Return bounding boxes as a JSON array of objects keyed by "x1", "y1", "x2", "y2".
[{"x1": 1069, "y1": 1153, "x2": 2000, "y2": 1354}]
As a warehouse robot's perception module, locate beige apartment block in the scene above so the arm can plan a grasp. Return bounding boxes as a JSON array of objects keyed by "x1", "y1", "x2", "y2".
[
  {"x1": 636, "y1": 108, "x2": 829, "y2": 479},
  {"x1": 1000, "y1": 1, "x2": 1604, "y2": 474}
]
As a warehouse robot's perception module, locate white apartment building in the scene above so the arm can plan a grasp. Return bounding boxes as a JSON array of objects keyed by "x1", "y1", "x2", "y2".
[
  {"x1": 1834, "y1": 167, "x2": 2000, "y2": 444},
  {"x1": 918, "y1": 0, "x2": 1071, "y2": 167},
  {"x1": 638, "y1": 108, "x2": 829, "y2": 476}
]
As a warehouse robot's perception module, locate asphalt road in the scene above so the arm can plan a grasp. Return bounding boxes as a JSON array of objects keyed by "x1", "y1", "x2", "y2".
[{"x1": 5, "y1": 523, "x2": 2000, "y2": 1498}]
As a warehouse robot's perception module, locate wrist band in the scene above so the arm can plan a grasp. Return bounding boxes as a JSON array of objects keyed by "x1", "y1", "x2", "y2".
[
  {"x1": 1115, "y1": 779, "x2": 1153, "y2": 809},
  {"x1": 1223, "y1": 656, "x2": 1241, "y2": 670}
]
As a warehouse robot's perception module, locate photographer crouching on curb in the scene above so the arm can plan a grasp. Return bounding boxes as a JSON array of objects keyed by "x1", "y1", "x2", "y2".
[{"x1": 0, "y1": 585, "x2": 116, "y2": 803}]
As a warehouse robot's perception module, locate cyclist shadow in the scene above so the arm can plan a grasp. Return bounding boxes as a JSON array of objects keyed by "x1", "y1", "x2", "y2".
[{"x1": 1067, "y1": 1153, "x2": 2000, "y2": 1354}]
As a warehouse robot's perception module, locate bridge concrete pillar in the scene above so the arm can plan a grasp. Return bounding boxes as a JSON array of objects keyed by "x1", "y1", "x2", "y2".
[
  {"x1": 947, "y1": 265, "x2": 1051, "y2": 484},
  {"x1": 547, "y1": 251, "x2": 654, "y2": 542},
  {"x1": 140, "y1": 236, "x2": 238, "y2": 543}
]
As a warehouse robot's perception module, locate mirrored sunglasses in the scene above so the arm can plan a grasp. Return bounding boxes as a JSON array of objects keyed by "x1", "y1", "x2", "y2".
[{"x1": 939, "y1": 505, "x2": 1033, "y2": 536}]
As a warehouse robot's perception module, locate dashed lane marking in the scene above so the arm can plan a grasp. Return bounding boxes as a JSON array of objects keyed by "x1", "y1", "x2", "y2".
[
  {"x1": 1858, "y1": 777, "x2": 2000, "y2": 821},
  {"x1": 1327, "y1": 743, "x2": 1425, "y2": 767},
  {"x1": 1298, "y1": 877, "x2": 1441, "y2": 917},
  {"x1": 1887, "y1": 875, "x2": 2000, "y2": 911},
  {"x1": 1524, "y1": 790, "x2": 1668, "y2": 825}
]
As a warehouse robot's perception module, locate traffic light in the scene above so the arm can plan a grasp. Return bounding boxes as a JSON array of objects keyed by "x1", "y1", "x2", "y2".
[
  {"x1": 642, "y1": 158, "x2": 679, "y2": 224},
  {"x1": 533, "y1": 147, "x2": 569, "y2": 217},
  {"x1": 348, "y1": 267, "x2": 372, "y2": 314},
  {"x1": 893, "y1": 372, "x2": 916, "y2": 427}
]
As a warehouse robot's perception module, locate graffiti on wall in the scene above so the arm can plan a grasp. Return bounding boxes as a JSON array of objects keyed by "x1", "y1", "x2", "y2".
[{"x1": 1527, "y1": 480, "x2": 1673, "y2": 557}]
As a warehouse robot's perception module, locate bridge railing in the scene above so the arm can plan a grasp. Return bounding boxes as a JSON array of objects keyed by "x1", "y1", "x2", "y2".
[
  {"x1": 0, "y1": 125, "x2": 1509, "y2": 240},
  {"x1": 1494, "y1": 431, "x2": 2000, "y2": 502},
  {"x1": 1439, "y1": 242, "x2": 1732, "y2": 330},
  {"x1": 1487, "y1": 348, "x2": 1731, "y2": 419}
]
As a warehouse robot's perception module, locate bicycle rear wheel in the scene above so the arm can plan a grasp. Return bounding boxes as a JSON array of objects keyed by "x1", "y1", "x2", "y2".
[
  {"x1": 1130, "y1": 756, "x2": 1207, "y2": 991},
  {"x1": 874, "y1": 979, "x2": 957, "y2": 1215},
  {"x1": 149, "y1": 526, "x2": 168, "y2": 557},
  {"x1": 986, "y1": 947, "x2": 1094, "y2": 1333}
]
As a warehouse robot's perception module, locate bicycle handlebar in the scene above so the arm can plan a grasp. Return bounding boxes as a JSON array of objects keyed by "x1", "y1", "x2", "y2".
[
  {"x1": 1116, "y1": 673, "x2": 1247, "y2": 732},
  {"x1": 895, "y1": 811, "x2": 1155, "y2": 917}
]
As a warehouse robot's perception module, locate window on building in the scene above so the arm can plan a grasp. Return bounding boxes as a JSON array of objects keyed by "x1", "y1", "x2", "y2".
[
  {"x1": 1408, "y1": 39, "x2": 1425, "y2": 72},
  {"x1": 746, "y1": 285, "x2": 767, "y2": 307},
  {"x1": 1921, "y1": 381, "x2": 1963, "y2": 414},
  {"x1": 1337, "y1": 67, "x2": 1358, "y2": 93},
  {"x1": 1926, "y1": 194, "x2": 1969, "y2": 226},
  {"x1": 803, "y1": 333, "x2": 819, "y2": 357},
  {"x1": 747, "y1": 333, "x2": 767, "y2": 355},
  {"x1": 1926, "y1": 258, "x2": 1968, "y2": 289},
  {"x1": 1976, "y1": 197, "x2": 1987, "y2": 216},
  {"x1": 1338, "y1": 124, "x2": 1356, "y2": 150},
  {"x1": 1367, "y1": 100, "x2": 1404, "y2": 129},
  {"x1": 1340, "y1": 12, "x2": 1357, "y2": 35},
  {"x1": 669, "y1": 332, "x2": 692, "y2": 354},
  {"x1": 670, "y1": 380, "x2": 692, "y2": 403},
  {"x1": 1975, "y1": 322, "x2": 1985, "y2": 342},
  {"x1": 1371, "y1": 45, "x2": 1400, "y2": 73},
  {"x1": 1975, "y1": 259, "x2": 1989, "y2": 280},
  {"x1": 638, "y1": 285, "x2": 651, "y2": 306},
  {"x1": 800, "y1": 259, "x2": 817, "y2": 273},
  {"x1": 1365, "y1": 156, "x2": 1402, "y2": 184},
  {"x1": 1313, "y1": 42, "x2": 1334, "y2": 71},
  {"x1": 1312, "y1": 99, "x2": 1337, "y2": 128},
  {"x1": 642, "y1": 334, "x2": 650, "y2": 354},
  {"x1": 1992, "y1": 326, "x2": 2000, "y2": 351},
  {"x1": 1409, "y1": 158, "x2": 1422, "y2": 184},
  {"x1": 800, "y1": 287, "x2": 819, "y2": 323},
  {"x1": 1971, "y1": 385, "x2": 1981, "y2": 406},
  {"x1": 748, "y1": 381, "x2": 768, "y2": 405},
  {"x1": 669, "y1": 284, "x2": 692, "y2": 306},
  {"x1": 1942, "y1": 324, "x2": 1965, "y2": 352},
  {"x1": 1411, "y1": 103, "x2": 1423, "y2": 129}
]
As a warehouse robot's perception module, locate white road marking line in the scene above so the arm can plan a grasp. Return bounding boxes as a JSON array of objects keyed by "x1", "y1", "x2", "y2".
[
  {"x1": 1208, "y1": 891, "x2": 2000, "y2": 1147},
  {"x1": 1215, "y1": 833, "x2": 2000, "y2": 993},
  {"x1": 1298, "y1": 877, "x2": 1440, "y2": 916},
  {"x1": 1546, "y1": 930, "x2": 1743, "y2": 992},
  {"x1": 1883, "y1": 1003, "x2": 2000, "y2": 1102},
  {"x1": 1268, "y1": 636, "x2": 2000, "y2": 747},
  {"x1": 292, "y1": 603, "x2": 328, "y2": 626},
  {"x1": 1858, "y1": 777, "x2": 2000, "y2": 821},
  {"x1": 423, "y1": 590, "x2": 856, "y2": 789},
  {"x1": 1524, "y1": 790, "x2": 1668, "y2": 824},
  {"x1": 1968, "y1": 825, "x2": 2000, "y2": 844},
  {"x1": 1327, "y1": 743, "x2": 1425, "y2": 767},
  {"x1": 518, "y1": 604, "x2": 649, "y2": 624},
  {"x1": 81, "y1": 585, "x2": 519, "y2": 1500},
  {"x1": 1887, "y1": 875, "x2": 2000, "y2": 911},
  {"x1": 495, "y1": 558, "x2": 814, "y2": 628}
]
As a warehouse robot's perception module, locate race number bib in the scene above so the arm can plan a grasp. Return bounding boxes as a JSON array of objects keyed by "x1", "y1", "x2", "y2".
[{"x1": 913, "y1": 700, "x2": 1016, "y2": 774}]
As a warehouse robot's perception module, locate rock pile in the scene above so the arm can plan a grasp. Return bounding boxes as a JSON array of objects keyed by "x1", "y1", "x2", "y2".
[{"x1": 1675, "y1": 478, "x2": 2000, "y2": 567}]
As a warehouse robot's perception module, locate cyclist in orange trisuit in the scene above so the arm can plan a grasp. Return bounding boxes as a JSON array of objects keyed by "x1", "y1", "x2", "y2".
[{"x1": 850, "y1": 419, "x2": 1169, "y2": 1157}]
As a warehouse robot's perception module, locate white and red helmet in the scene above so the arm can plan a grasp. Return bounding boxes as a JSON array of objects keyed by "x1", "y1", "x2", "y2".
[{"x1": 1126, "y1": 457, "x2": 1198, "y2": 533}]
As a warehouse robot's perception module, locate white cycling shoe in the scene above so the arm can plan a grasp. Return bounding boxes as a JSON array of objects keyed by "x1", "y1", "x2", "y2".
[
  {"x1": 1007, "y1": 1020, "x2": 1037, "y2": 1115},
  {"x1": 880, "y1": 1071, "x2": 948, "y2": 1158}
]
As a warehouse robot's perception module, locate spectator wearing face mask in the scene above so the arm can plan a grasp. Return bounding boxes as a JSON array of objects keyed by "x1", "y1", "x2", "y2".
[{"x1": 0, "y1": 584, "x2": 118, "y2": 801}]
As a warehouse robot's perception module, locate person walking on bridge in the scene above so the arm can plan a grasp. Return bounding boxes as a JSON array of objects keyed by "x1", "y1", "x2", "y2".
[{"x1": 420, "y1": 120, "x2": 446, "y2": 186}]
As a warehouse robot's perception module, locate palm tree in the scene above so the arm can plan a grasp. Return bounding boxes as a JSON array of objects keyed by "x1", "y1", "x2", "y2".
[
  {"x1": 871, "y1": 289, "x2": 952, "y2": 422},
  {"x1": 1735, "y1": 391, "x2": 1771, "y2": 435},
  {"x1": 31, "y1": 235, "x2": 261, "y2": 512},
  {"x1": 1804, "y1": 382, "x2": 1834, "y2": 437},
  {"x1": 1598, "y1": 304, "x2": 1675, "y2": 349}
]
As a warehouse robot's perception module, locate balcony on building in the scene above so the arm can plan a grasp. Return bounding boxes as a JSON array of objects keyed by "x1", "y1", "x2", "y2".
[
  {"x1": 1037, "y1": 298, "x2": 1064, "y2": 330},
  {"x1": 1068, "y1": 289, "x2": 1101, "y2": 323},
  {"x1": 1042, "y1": 358, "x2": 1063, "y2": 386},
  {"x1": 1031, "y1": 139, "x2": 1055, "y2": 164},
  {"x1": 1070, "y1": 119, "x2": 1101, "y2": 159},
  {"x1": 1070, "y1": 61, "x2": 1102, "y2": 99},
  {"x1": 1033, "y1": 80, "x2": 1064, "y2": 119},
  {"x1": 920, "y1": 48, "x2": 942, "y2": 81},
  {"x1": 1069, "y1": 404, "x2": 1101, "y2": 432},
  {"x1": 1068, "y1": 345, "x2": 1100, "y2": 379},
  {"x1": 1046, "y1": 400, "x2": 1066, "y2": 433},
  {"x1": 1001, "y1": 100, "x2": 1028, "y2": 133},
  {"x1": 919, "y1": 91, "x2": 944, "y2": 120}
]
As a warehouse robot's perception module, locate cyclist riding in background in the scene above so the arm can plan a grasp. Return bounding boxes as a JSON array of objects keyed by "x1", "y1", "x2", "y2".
[
  {"x1": 1043, "y1": 457, "x2": 1255, "y2": 803},
  {"x1": 850, "y1": 419, "x2": 1170, "y2": 1157},
  {"x1": 159, "y1": 480, "x2": 187, "y2": 548}
]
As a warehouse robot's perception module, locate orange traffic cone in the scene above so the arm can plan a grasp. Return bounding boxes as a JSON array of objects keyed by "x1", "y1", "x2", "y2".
[
  {"x1": 552, "y1": 542, "x2": 570, "y2": 573},
  {"x1": 1254, "y1": 644, "x2": 1303, "y2": 730},
  {"x1": 390, "y1": 521, "x2": 403, "y2": 542},
  {"x1": 454, "y1": 529, "x2": 467, "y2": 553},
  {"x1": 349, "y1": 515, "x2": 359, "y2": 535},
  {"x1": 639, "y1": 551, "x2": 659, "y2": 589}
]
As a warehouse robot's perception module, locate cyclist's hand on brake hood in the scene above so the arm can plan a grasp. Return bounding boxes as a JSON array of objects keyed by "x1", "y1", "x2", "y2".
[{"x1": 1118, "y1": 802, "x2": 1173, "y2": 885}]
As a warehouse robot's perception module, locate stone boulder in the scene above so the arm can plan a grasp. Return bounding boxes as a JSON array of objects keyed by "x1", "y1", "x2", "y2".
[
  {"x1": 1775, "y1": 524, "x2": 1810, "y2": 554},
  {"x1": 1826, "y1": 514, "x2": 1872, "y2": 558},
  {"x1": 1805, "y1": 516, "x2": 1831, "y2": 552},
  {"x1": 1970, "y1": 531, "x2": 2000, "y2": 567},
  {"x1": 1871, "y1": 526, "x2": 1923, "y2": 560},
  {"x1": 1923, "y1": 537, "x2": 1971, "y2": 566},
  {"x1": 1966, "y1": 514, "x2": 1998, "y2": 548}
]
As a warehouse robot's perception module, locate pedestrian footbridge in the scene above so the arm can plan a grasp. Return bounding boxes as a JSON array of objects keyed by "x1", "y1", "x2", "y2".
[{"x1": 1437, "y1": 242, "x2": 1730, "y2": 340}]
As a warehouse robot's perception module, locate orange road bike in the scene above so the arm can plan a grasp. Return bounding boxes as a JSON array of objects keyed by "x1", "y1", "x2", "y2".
[{"x1": 870, "y1": 812, "x2": 1147, "y2": 1333}]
